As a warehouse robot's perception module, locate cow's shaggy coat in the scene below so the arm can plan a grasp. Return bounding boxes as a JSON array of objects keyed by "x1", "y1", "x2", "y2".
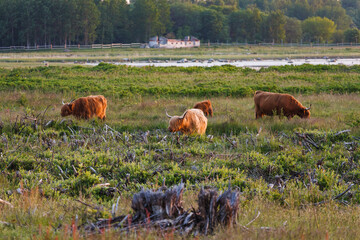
[
  {"x1": 193, "y1": 100, "x2": 213, "y2": 117},
  {"x1": 61, "y1": 95, "x2": 107, "y2": 120},
  {"x1": 254, "y1": 91, "x2": 310, "y2": 119},
  {"x1": 166, "y1": 109, "x2": 207, "y2": 135}
]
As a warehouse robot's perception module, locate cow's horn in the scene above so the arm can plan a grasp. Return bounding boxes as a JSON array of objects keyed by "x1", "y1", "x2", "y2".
[
  {"x1": 179, "y1": 110, "x2": 188, "y2": 119},
  {"x1": 165, "y1": 109, "x2": 172, "y2": 118},
  {"x1": 305, "y1": 104, "x2": 312, "y2": 110},
  {"x1": 70, "y1": 99, "x2": 75, "y2": 103},
  {"x1": 62, "y1": 100, "x2": 65, "y2": 105}
]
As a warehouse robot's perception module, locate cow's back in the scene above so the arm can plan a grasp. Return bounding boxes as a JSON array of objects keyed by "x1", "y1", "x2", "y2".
[
  {"x1": 73, "y1": 95, "x2": 107, "y2": 119},
  {"x1": 89, "y1": 95, "x2": 107, "y2": 119},
  {"x1": 184, "y1": 109, "x2": 208, "y2": 134},
  {"x1": 255, "y1": 91, "x2": 278, "y2": 110},
  {"x1": 254, "y1": 91, "x2": 307, "y2": 118}
]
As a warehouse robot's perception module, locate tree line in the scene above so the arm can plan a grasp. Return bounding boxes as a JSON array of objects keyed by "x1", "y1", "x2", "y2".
[{"x1": 0, "y1": 0, "x2": 359, "y2": 47}]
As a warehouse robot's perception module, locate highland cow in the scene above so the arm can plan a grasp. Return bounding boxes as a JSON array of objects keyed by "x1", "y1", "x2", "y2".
[
  {"x1": 193, "y1": 100, "x2": 213, "y2": 117},
  {"x1": 166, "y1": 109, "x2": 207, "y2": 135},
  {"x1": 61, "y1": 95, "x2": 107, "y2": 120},
  {"x1": 254, "y1": 91, "x2": 311, "y2": 119}
]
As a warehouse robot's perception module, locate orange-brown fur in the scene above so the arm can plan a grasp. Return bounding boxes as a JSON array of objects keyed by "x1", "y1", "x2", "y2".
[
  {"x1": 254, "y1": 91, "x2": 310, "y2": 119},
  {"x1": 168, "y1": 109, "x2": 207, "y2": 135},
  {"x1": 61, "y1": 95, "x2": 107, "y2": 120},
  {"x1": 193, "y1": 100, "x2": 213, "y2": 117}
]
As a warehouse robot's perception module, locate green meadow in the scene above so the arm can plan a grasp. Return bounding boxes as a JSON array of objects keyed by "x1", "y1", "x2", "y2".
[{"x1": 0, "y1": 62, "x2": 359, "y2": 239}]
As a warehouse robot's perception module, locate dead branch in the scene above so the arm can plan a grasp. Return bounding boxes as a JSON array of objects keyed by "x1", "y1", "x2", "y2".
[
  {"x1": 334, "y1": 130, "x2": 351, "y2": 136},
  {"x1": 75, "y1": 199, "x2": 102, "y2": 210},
  {"x1": 0, "y1": 198, "x2": 13, "y2": 208},
  {"x1": 314, "y1": 183, "x2": 355, "y2": 206},
  {"x1": 333, "y1": 184, "x2": 354, "y2": 200},
  {"x1": 245, "y1": 211, "x2": 260, "y2": 227},
  {"x1": 226, "y1": 137, "x2": 237, "y2": 148}
]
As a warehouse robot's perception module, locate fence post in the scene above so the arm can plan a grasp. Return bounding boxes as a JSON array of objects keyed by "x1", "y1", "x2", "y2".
[{"x1": 78, "y1": 44, "x2": 80, "y2": 49}]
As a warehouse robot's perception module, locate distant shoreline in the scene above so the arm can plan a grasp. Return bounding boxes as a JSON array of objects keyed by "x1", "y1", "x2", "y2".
[{"x1": 82, "y1": 58, "x2": 360, "y2": 69}]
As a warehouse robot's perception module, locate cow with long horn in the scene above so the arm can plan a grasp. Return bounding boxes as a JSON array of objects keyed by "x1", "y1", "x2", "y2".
[
  {"x1": 166, "y1": 109, "x2": 207, "y2": 135},
  {"x1": 61, "y1": 95, "x2": 107, "y2": 120},
  {"x1": 254, "y1": 91, "x2": 311, "y2": 119}
]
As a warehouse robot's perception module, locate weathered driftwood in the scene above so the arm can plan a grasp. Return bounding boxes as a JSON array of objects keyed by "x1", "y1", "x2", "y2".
[
  {"x1": 80, "y1": 183, "x2": 241, "y2": 236},
  {"x1": 131, "y1": 183, "x2": 185, "y2": 222}
]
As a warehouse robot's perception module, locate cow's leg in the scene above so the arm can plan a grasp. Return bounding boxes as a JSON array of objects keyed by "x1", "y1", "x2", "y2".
[
  {"x1": 83, "y1": 112, "x2": 89, "y2": 120},
  {"x1": 256, "y1": 111, "x2": 263, "y2": 119}
]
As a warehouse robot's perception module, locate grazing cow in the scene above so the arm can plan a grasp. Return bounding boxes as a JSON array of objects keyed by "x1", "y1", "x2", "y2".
[
  {"x1": 254, "y1": 91, "x2": 311, "y2": 119},
  {"x1": 61, "y1": 95, "x2": 107, "y2": 120},
  {"x1": 193, "y1": 100, "x2": 213, "y2": 117},
  {"x1": 166, "y1": 109, "x2": 207, "y2": 135}
]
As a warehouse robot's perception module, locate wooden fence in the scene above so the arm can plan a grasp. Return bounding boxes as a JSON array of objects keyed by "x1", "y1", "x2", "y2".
[{"x1": 0, "y1": 42, "x2": 359, "y2": 51}]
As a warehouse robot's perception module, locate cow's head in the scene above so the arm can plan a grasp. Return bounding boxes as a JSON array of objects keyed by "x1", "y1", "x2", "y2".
[
  {"x1": 61, "y1": 100, "x2": 74, "y2": 117},
  {"x1": 166, "y1": 110, "x2": 188, "y2": 132},
  {"x1": 194, "y1": 100, "x2": 213, "y2": 117},
  {"x1": 299, "y1": 104, "x2": 311, "y2": 119},
  {"x1": 207, "y1": 105, "x2": 213, "y2": 117}
]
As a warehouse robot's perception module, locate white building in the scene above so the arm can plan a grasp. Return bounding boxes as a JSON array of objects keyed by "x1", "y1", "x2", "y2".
[{"x1": 149, "y1": 36, "x2": 200, "y2": 48}]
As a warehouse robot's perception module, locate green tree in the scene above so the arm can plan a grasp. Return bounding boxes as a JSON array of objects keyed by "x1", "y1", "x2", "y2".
[
  {"x1": 170, "y1": 3, "x2": 204, "y2": 39},
  {"x1": 284, "y1": 17, "x2": 302, "y2": 43},
  {"x1": 287, "y1": 0, "x2": 312, "y2": 20},
  {"x1": 229, "y1": 9, "x2": 247, "y2": 41},
  {"x1": 344, "y1": 28, "x2": 360, "y2": 43},
  {"x1": 18, "y1": 0, "x2": 36, "y2": 47},
  {"x1": 199, "y1": 8, "x2": 225, "y2": 41},
  {"x1": 237, "y1": 0, "x2": 270, "y2": 11},
  {"x1": 341, "y1": 0, "x2": 360, "y2": 28},
  {"x1": 156, "y1": 0, "x2": 172, "y2": 36},
  {"x1": 317, "y1": 5, "x2": 352, "y2": 30},
  {"x1": 228, "y1": 7, "x2": 263, "y2": 42},
  {"x1": 248, "y1": 7, "x2": 263, "y2": 42},
  {"x1": 97, "y1": 0, "x2": 130, "y2": 43},
  {"x1": 0, "y1": 0, "x2": 21, "y2": 46},
  {"x1": 262, "y1": 10, "x2": 286, "y2": 43},
  {"x1": 53, "y1": 0, "x2": 77, "y2": 45},
  {"x1": 75, "y1": 0, "x2": 100, "y2": 45},
  {"x1": 342, "y1": 0, "x2": 360, "y2": 9},
  {"x1": 332, "y1": 30, "x2": 345, "y2": 43},
  {"x1": 302, "y1": 16, "x2": 336, "y2": 42},
  {"x1": 132, "y1": 0, "x2": 171, "y2": 42}
]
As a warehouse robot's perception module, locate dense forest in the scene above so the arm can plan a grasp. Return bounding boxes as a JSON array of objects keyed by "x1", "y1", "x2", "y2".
[{"x1": 0, "y1": 0, "x2": 359, "y2": 47}]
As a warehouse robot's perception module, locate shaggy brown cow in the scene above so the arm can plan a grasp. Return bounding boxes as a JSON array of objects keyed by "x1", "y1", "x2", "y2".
[
  {"x1": 254, "y1": 91, "x2": 311, "y2": 119},
  {"x1": 61, "y1": 95, "x2": 107, "y2": 120},
  {"x1": 193, "y1": 100, "x2": 213, "y2": 117},
  {"x1": 166, "y1": 109, "x2": 207, "y2": 135}
]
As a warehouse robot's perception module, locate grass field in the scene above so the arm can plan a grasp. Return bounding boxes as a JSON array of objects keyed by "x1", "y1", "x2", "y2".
[{"x1": 0, "y1": 59, "x2": 360, "y2": 238}]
